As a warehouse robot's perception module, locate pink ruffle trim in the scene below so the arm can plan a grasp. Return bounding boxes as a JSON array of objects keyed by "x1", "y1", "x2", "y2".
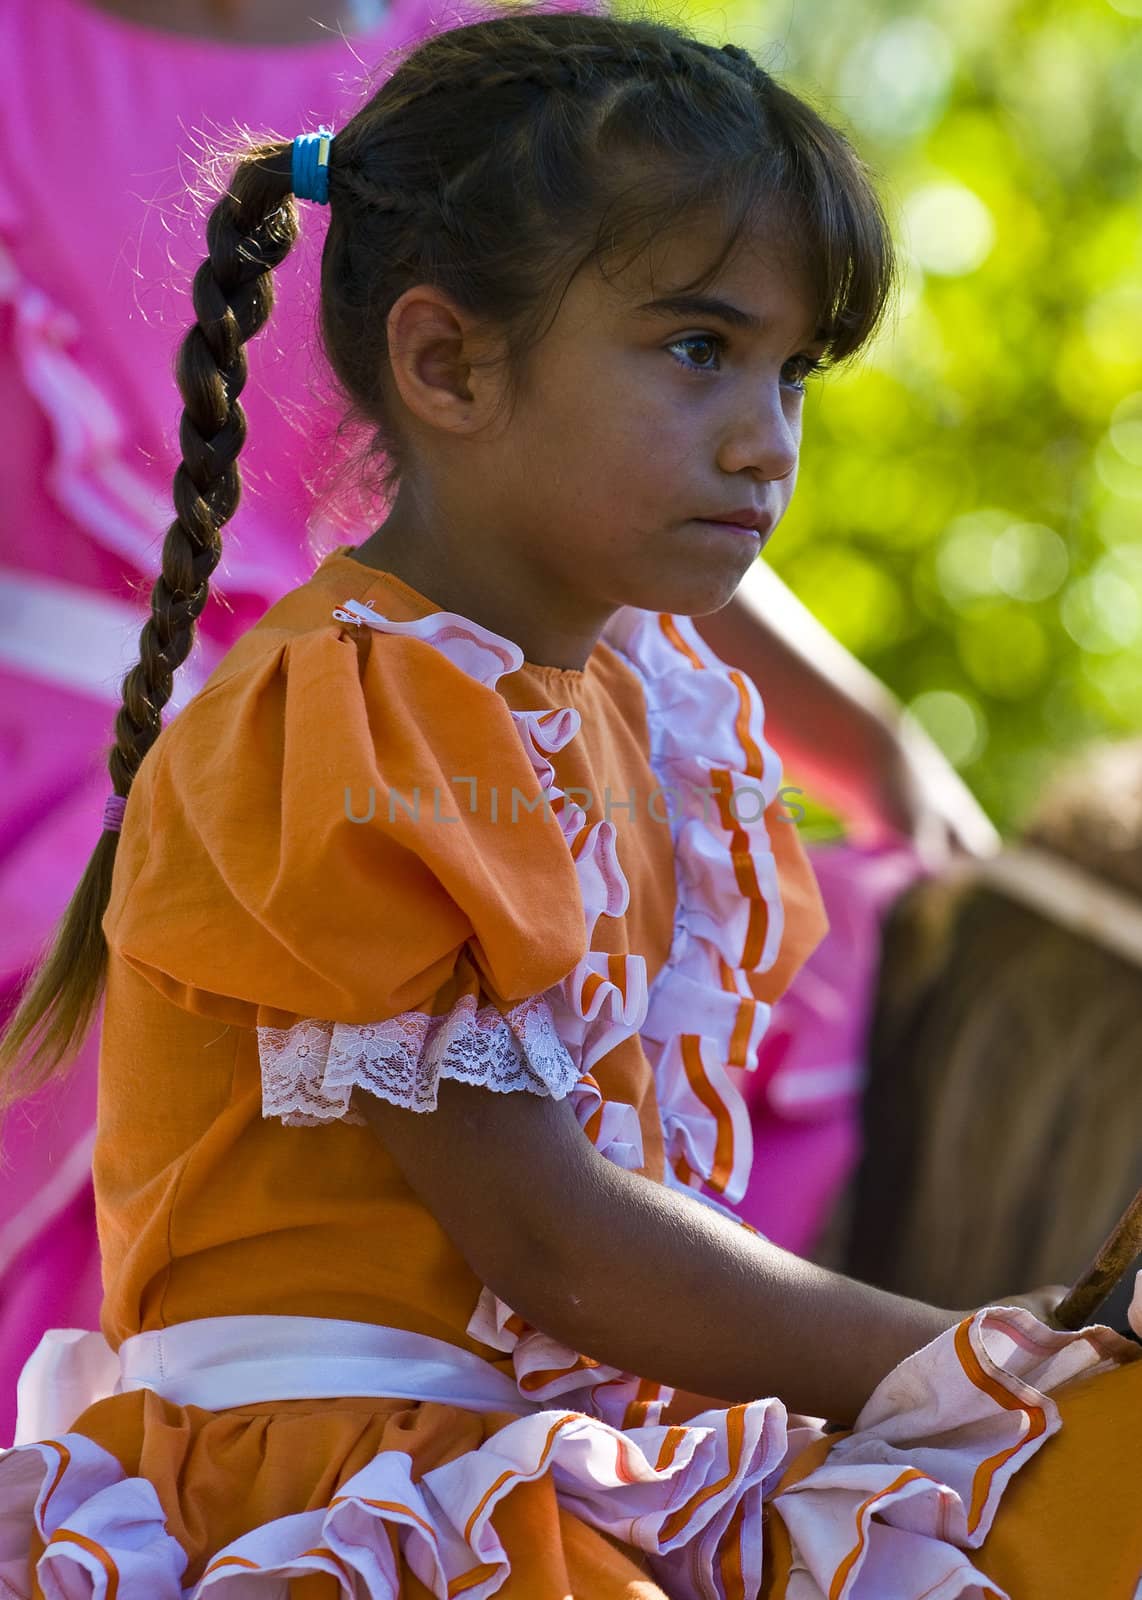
[
  {"x1": 0, "y1": 236, "x2": 169, "y2": 578},
  {"x1": 0, "y1": 234, "x2": 307, "y2": 602}
]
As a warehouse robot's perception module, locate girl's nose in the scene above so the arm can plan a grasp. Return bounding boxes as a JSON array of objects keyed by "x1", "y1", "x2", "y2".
[{"x1": 716, "y1": 388, "x2": 800, "y2": 482}]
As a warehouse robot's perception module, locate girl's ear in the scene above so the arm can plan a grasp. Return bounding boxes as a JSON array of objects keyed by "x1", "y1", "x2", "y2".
[{"x1": 384, "y1": 286, "x2": 505, "y2": 438}]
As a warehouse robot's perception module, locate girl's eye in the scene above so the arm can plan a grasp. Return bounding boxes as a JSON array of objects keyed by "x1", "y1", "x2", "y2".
[
  {"x1": 667, "y1": 335, "x2": 826, "y2": 392},
  {"x1": 667, "y1": 334, "x2": 725, "y2": 373}
]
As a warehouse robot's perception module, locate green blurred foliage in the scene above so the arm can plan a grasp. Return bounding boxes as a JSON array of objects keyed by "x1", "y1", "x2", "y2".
[{"x1": 620, "y1": 0, "x2": 1142, "y2": 829}]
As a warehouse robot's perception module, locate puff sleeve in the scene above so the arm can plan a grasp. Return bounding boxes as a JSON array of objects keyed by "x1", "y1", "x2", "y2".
[{"x1": 103, "y1": 620, "x2": 589, "y2": 1052}]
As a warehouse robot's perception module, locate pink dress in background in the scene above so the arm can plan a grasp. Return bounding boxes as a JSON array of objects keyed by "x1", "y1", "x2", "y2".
[
  {"x1": 0, "y1": 0, "x2": 611, "y2": 1444},
  {"x1": 732, "y1": 840, "x2": 927, "y2": 1251}
]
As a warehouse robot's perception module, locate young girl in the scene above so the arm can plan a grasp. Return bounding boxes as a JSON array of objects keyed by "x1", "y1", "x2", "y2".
[
  {"x1": 0, "y1": 0, "x2": 986, "y2": 1449},
  {"x1": 1, "y1": 10, "x2": 1138, "y2": 1597}
]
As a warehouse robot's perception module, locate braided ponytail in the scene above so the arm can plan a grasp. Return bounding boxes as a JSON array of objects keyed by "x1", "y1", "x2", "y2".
[{"x1": 0, "y1": 143, "x2": 298, "y2": 1101}]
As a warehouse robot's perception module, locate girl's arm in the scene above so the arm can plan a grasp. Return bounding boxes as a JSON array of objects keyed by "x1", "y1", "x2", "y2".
[
  {"x1": 694, "y1": 562, "x2": 1000, "y2": 862},
  {"x1": 355, "y1": 1078, "x2": 956, "y2": 1426}
]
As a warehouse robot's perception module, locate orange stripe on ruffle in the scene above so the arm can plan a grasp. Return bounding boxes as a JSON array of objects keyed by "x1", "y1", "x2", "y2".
[
  {"x1": 655, "y1": 1426, "x2": 689, "y2": 1472},
  {"x1": 709, "y1": 768, "x2": 738, "y2": 834},
  {"x1": 463, "y1": 1415, "x2": 577, "y2": 1542},
  {"x1": 579, "y1": 956, "x2": 629, "y2": 1010},
  {"x1": 660, "y1": 1403, "x2": 746, "y2": 1542},
  {"x1": 52, "y1": 1529, "x2": 120, "y2": 1599},
  {"x1": 709, "y1": 769, "x2": 771, "y2": 970},
  {"x1": 720, "y1": 1493, "x2": 749, "y2": 1600},
  {"x1": 204, "y1": 1526, "x2": 494, "y2": 1595},
  {"x1": 622, "y1": 1379, "x2": 664, "y2": 1431},
  {"x1": 449, "y1": 1562, "x2": 502, "y2": 1596},
  {"x1": 330, "y1": 1496, "x2": 439, "y2": 1543},
  {"x1": 302, "y1": 1544, "x2": 356, "y2": 1584},
  {"x1": 203, "y1": 1554, "x2": 262, "y2": 1574},
  {"x1": 727, "y1": 669, "x2": 765, "y2": 779},
  {"x1": 953, "y1": 1318, "x2": 1048, "y2": 1534},
  {"x1": 40, "y1": 1439, "x2": 72, "y2": 1517},
  {"x1": 584, "y1": 1102, "x2": 604, "y2": 1143},
  {"x1": 659, "y1": 614, "x2": 706, "y2": 671},
  {"x1": 518, "y1": 1353, "x2": 601, "y2": 1392},
  {"x1": 719, "y1": 951, "x2": 760, "y2": 1060},
  {"x1": 673, "y1": 1151, "x2": 696, "y2": 1188},
  {"x1": 681, "y1": 1034, "x2": 735, "y2": 1193},
  {"x1": 337, "y1": 1494, "x2": 505, "y2": 1594},
  {"x1": 578, "y1": 1072, "x2": 605, "y2": 1144},
  {"x1": 657, "y1": 615, "x2": 775, "y2": 972},
  {"x1": 735, "y1": 864, "x2": 771, "y2": 973},
  {"x1": 828, "y1": 1468, "x2": 926, "y2": 1599},
  {"x1": 608, "y1": 952, "x2": 628, "y2": 994},
  {"x1": 728, "y1": 993, "x2": 757, "y2": 1068}
]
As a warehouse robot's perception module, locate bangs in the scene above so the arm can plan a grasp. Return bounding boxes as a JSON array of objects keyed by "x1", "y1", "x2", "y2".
[{"x1": 582, "y1": 78, "x2": 897, "y2": 370}]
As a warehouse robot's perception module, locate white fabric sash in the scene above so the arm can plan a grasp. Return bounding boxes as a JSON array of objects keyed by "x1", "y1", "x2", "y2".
[
  {"x1": 0, "y1": 565, "x2": 213, "y2": 711},
  {"x1": 14, "y1": 1315, "x2": 538, "y2": 1445}
]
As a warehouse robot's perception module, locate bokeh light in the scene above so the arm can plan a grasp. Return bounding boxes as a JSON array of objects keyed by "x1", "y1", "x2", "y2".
[
  {"x1": 991, "y1": 523, "x2": 1069, "y2": 602},
  {"x1": 838, "y1": 19, "x2": 954, "y2": 142},
  {"x1": 907, "y1": 689, "x2": 988, "y2": 767},
  {"x1": 902, "y1": 181, "x2": 996, "y2": 277}
]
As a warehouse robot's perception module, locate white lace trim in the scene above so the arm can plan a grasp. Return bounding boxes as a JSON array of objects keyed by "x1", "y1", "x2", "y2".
[{"x1": 259, "y1": 993, "x2": 579, "y2": 1126}]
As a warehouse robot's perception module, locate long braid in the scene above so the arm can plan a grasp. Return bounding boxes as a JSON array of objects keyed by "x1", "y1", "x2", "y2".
[
  {"x1": 113, "y1": 152, "x2": 297, "y2": 787},
  {"x1": 0, "y1": 145, "x2": 298, "y2": 1097}
]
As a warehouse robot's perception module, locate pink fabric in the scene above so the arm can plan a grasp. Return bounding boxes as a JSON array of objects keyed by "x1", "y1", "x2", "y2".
[
  {"x1": 0, "y1": 0, "x2": 599, "y2": 1447},
  {"x1": 731, "y1": 840, "x2": 928, "y2": 1253}
]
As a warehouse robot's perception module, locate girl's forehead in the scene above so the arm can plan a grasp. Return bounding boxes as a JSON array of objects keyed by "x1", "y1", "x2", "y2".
[{"x1": 580, "y1": 221, "x2": 821, "y2": 343}]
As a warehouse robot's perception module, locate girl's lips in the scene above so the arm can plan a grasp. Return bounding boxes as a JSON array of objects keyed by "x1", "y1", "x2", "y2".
[{"x1": 694, "y1": 519, "x2": 763, "y2": 537}]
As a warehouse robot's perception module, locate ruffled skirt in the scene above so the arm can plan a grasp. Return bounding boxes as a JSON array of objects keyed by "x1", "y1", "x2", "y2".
[{"x1": 2, "y1": 1308, "x2": 1141, "y2": 1600}]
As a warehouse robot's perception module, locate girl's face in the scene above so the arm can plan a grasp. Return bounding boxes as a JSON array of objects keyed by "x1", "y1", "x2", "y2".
[
  {"x1": 481, "y1": 215, "x2": 826, "y2": 631},
  {"x1": 370, "y1": 211, "x2": 830, "y2": 669}
]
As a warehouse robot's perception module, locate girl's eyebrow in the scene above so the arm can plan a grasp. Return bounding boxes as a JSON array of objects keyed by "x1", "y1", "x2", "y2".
[{"x1": 636, "y1": 293, "x2": 829, "y2": 345}]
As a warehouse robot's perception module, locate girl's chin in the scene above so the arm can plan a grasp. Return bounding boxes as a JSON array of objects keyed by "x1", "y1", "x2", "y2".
[{"x1": 623, "y1": 552, "x2": 761, "y2": 616}]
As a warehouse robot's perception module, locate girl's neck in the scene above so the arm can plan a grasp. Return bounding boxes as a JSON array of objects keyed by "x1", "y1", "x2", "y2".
[{"x1": 81, "y1": 0, "x2": 387, "y2": 45}]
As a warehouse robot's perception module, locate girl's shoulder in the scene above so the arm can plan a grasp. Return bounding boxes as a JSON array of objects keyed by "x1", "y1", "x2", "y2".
[
  {"x1": 103, "y1": 552, "x2": 589, "y2": 1028},
  {"x1": 177, "y1": 547, "x2": 536, "y2": 751}
]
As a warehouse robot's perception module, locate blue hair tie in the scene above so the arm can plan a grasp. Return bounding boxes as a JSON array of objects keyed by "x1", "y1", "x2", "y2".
[{"x1": 292, "y1": 129, "x2": 334, "y2": 205}]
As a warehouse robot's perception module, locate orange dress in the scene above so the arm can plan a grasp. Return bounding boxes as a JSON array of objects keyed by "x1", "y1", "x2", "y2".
[{"x1": 2, "y1": 548, "x2": 1139, "y2": 1600}]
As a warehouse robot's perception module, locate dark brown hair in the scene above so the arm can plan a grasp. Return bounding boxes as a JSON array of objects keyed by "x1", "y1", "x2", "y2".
[
  {"x1": 846, "y1": 738, "x2": 1142, "y2": 1307},
  {"x1": 0, "y1": 5, "x2": 897, "y2": 1100}
]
